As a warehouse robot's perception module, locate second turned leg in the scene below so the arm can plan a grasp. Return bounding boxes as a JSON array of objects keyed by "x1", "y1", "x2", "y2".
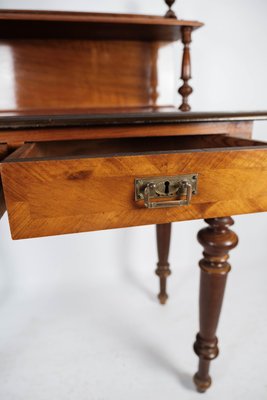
[
  {"x1": 193, "y1": 217, "x2": 238, "y2": 392},
  {"x1": 156, "y1": 223, "x2": 172, "y2": 305}
]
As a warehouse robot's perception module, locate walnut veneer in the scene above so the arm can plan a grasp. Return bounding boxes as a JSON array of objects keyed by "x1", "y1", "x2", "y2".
[{"x1": 0, "y1": 6, "x2": 266, "y2": 395}]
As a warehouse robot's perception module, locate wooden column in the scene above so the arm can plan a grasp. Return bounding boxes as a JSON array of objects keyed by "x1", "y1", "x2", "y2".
[
  {"x1": 156, "y1": 223, "x2": 172, "y2": 304},
  {"x1": 179, "y1": 26, "x2": 193, "y2": 112},
  {"x1": 193, "y1": 217, "x2": 238, "y2": 392}
]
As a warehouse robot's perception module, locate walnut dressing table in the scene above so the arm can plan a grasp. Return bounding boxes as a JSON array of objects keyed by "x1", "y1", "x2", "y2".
[{"x1": 0, "y1": 4, "x2": 267, "y2": 394}]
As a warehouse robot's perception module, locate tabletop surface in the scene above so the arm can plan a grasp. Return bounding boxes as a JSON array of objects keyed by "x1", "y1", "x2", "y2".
[{"x1": 1, "y1": 110, "x2": 267, "y2": 130}]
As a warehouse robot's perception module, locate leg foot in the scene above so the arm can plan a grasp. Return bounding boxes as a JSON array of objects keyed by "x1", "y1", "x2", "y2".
[
  {"x1": 157, "y1": 291, "x2": 168, "y2": 305},
  {"x1": 193, "y1": 361, "x2": 212, "y2": 393},
  {"x1": 193, "y1": 217, "x2": 238, "y2": 391},
  {"x1": 156, "y1": 223, "x2": 171, "y2": 304}
]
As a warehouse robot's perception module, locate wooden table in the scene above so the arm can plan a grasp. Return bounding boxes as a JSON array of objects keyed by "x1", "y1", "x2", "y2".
[{"x1": 0, "y1": 8, "x2": 267, "y2": 394}]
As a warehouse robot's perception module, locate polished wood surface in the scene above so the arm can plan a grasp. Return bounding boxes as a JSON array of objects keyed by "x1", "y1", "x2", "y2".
[
  {"x1": 5, "y1": 135, "x2": 266, "y2": 160},
  {"x1": 194, "y1": 218, "x2": 238, "y2": 392},
  {"x1": 0, "y1": 110, "x2": 265, "y2": 130},
  {"x1": 156, "y1": 223, "x2": 172, "y2": 304},
  {"x1": 0, "y1": 9, "x2": 201, "y2": 115},
  {"x1": 0, "y1": 122, "x2": 253, "y2": 149},
  {"x1": 0, "y1": 143, "x2": 9, "y2": 159},
  {"x1": 0, "y1": 10, "x2": 203, "y2": 41},
  {"x1": 2, "y1": 135, "x2": 267, "y2": 239},
  {"x1": 0, "y1": 40, "x2": 172, "y2": 112},
  {"x1": 0, "y1": 7, "x2": 266, "y2": 393},
  {"x1": 179, "y1": 27, "x2": 193, "y2": 111}
]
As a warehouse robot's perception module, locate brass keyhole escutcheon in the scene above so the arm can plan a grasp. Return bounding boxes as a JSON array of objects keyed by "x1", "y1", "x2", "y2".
[{"x1": 135, "y1": 174, "x2": 198, "y2": 209}]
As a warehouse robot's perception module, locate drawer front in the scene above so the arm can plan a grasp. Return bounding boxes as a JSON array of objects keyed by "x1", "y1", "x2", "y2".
[{"x1": 1, "y1": 147, "x2": 267, "y2": 239}]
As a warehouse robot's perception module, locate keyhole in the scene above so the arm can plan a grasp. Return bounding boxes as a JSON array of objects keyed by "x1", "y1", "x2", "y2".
[{"x1": 164, "y1": 181, "x2": 170, "y2": 195}]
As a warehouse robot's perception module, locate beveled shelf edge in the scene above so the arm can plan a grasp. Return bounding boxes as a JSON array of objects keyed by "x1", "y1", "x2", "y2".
[
  {"x1": 0, "y1": 10, "x2": 203, "y2": 27},
  {"x1": 0, "y1": 10, "x2": 203, "y2": 41},
  {"x1": 0, "y1": 110, "x2": 267, "y2": 130}
]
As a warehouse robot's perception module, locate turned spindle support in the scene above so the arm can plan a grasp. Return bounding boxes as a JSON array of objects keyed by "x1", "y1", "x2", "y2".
[
  {"x1": 179, "y1": 26, "x2": 193, "y2": 112},
  {"x1": 193, "y1": 217, "x2": 238, "y2": 392},
  {"x1": 164, "y1": 0, "x2": 177, "y2": 19},
  {"x1": 156, "y1": 223, "x2": 172, "y2": 304}
]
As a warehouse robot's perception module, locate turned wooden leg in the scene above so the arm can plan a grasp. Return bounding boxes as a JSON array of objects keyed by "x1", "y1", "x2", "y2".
[
  {"x1": 193, "y1": 217, "x2": 238, "y2": 392},
  {"x1": 155, "y1": 223, "x2": 171, "y2": 305}
]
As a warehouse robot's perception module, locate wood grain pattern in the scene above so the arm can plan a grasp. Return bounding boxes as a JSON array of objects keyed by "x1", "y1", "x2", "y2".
[
  {"x1": 0, "y1": 40, "x2": 172, "y2": 112},
  {"x1": 2, "y1": 137, "x2": 267, "y2": 239},
  {"x1": 0, "y1": 144, "x2": 9, "y2": 159},
  {"x1": 1, "y1": 7, "x2": 266, "y2": 394}
]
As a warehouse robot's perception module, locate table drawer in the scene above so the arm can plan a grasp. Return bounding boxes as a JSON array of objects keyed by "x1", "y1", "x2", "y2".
[{"x1": 1, "y1": 135, "x2": 267, "y2": 239}]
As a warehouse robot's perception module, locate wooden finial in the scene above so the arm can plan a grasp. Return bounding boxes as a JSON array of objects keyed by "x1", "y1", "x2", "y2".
[
  {"x1": 164, "y1": 0, "x2": 177, "y2": 19},
  {"x1": 178, "y1": 26, "x2": 193, "y2": 112},
  {"x1": 193, "y1": 218, "x2": 238, "y2": 392}
]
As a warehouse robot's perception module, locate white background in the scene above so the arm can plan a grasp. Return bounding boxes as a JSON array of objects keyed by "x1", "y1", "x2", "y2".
[{"x1": 0, "y1": 1, "x2": 267, "y2": 399}]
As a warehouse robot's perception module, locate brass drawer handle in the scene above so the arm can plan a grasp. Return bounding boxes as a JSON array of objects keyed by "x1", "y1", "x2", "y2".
[{"x1": 135, "y1": 174, "x2": 198, "y2": 209}]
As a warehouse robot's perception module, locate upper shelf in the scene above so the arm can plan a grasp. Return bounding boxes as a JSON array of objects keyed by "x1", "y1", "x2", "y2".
[{"x1": 0, "y1": 10, "x2": 203, "y2": 41}]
